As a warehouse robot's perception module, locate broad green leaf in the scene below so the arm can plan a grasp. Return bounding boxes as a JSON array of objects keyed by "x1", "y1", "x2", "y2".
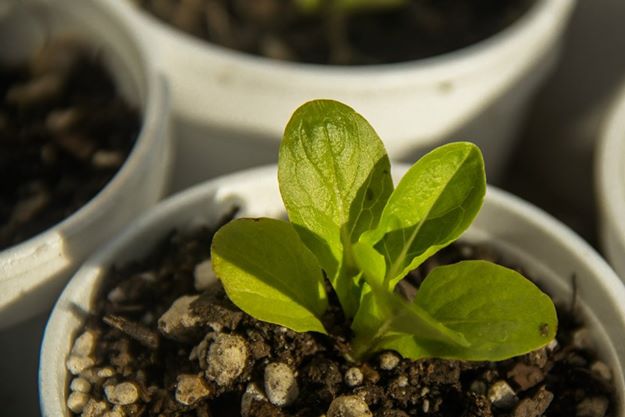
[
  {"x1": 350, "y1": 281, "x2": 469, "y2": 360},
  {"x1": 387, "y1": 260, "x2": 557, "y2": 361},
  {"x1": 361, "y1": 142, "x2": 485, "y2": 288},
  {"x1": 279, "y1": 100, "x2": 393, "y2": 316},
  {"x1": 294, "y1": 0, "x2": 408, "y2": 13},
  {"x1": 211, "y1": 218, "x2": 328, "y2": 334}
]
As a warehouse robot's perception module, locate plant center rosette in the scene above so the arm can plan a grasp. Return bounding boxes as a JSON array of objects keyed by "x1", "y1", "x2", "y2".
[{"x1": 64, "y1": 101, "x2": 616, "y2": 417}]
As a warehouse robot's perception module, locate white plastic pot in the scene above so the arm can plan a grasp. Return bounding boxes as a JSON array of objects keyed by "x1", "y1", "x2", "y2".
[
  {"x1": 0, "y1": 0, "x2": 172, "y2": 329},
  {"x1": 597, "y1": 82, "x2": 625, "y2": 280},
  {"x1": 40, "y1": 165, "x2": 625, "y2": 416},
  {"x1": 108, "y1": 0, "x2": 574, "y2": 189}
]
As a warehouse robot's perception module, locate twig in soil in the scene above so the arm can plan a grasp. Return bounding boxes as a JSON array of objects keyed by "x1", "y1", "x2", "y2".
[
  {"x1": 322, "y1": 0, "x2": 353, "y2": 65},
  {"x1": 103, "y1": 314, "x2": 160, "y2": 350}
]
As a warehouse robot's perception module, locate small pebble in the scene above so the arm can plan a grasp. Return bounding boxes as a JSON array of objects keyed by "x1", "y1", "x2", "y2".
[
  {"x1": 327, "y1": 395, "x2": 373, "y2": 417},
  {"x1": 53, "y1": 134, "x2": 96, "y2": 160},
  {"x1": 241, "y1": 383, "x2": 268, "y2": 417},
  {"x1": 525, "y1": 348, "x2": 549, "y2": 368},
  {"x1": 194, "y1": 259, "x2": 216, "y2": 291},
  {"x1": 72, "y1": 330, "x2": 97, "y2": 357},
  {"x1": 66, "y1": 355, "x2": 95, "y2": 375},
  {"x1": 469, "y1": 380, "x2": 487, "y2": 395},
  {"x1": 507, "y1": 363, "x2": 545, "y2": 391},
  {"x1": 591, "y1": 361, "x2": 612, "y2": 381},
  {"x1": 511, "y1": 386, "x2": 553, "y2": 417},
  {"x1": 422, "y1": 398, "x2": 430, "y2": 413},
  {"x1": 46, "y1": 108, "x2": 81, "y2": 133},
  {"x1": 379, "y1": 352, "x2": 400, "y2": 371},
  {"x1": 67, "y1": 391, "x2": 90, "y2": 413},
  {"x1": 577, "y1": 396, "x2": 609, "y2": 417},
  {"x1": 264, "y1": 362, "x2": 299, "y2": 407},
  {"x1": 566, "y1": 353, "x2": 588, "y2": 367},
  {"x1": 97, "y1": 367, "x2": 115, "y2": 378},
  {"x1": 204, "y1": 333, "x2": 248, "y2": 386},
  {"x1": 92, "y1": 150, "x2": 124, "y2": 169},
  {"x1": 6, "y1": 74, "x2": 63, "y2": 106},
  {"x1": 107, "y1": 287, "x2": 126, "y2": 304},
  {"x1": 70, "y1": 377, "x2": 92, "y2": 393},
  {"x1": 260, "y1": 35, "x2": 295, "y2": 61},
  {"x1": 572, "y1": 328, "x2": 594, "y2": 350},
  {"x1": 81, "y1": 399, "x2": 108, "y2": 417},
  {"x1": 488, "y1": 380, "x2": 518, "y2": 409},
  {"x1": 79, "y1": 368, "x2": 104, "y2": 385},
  {"x1": 344, "y1": 367, "x2": 363, "y2": 387},
  {"x1": 175, "y1": 374, "x2": 211, "y2": 406},
  {"x1": 546, "y1": 338, "x2": 559, "y2": 352},
  {"x1": 104, "y1": 382, "x2": 140, "y2": 405},
  {"x1": 158, "y1": 295, "x2": 202, "y2": 341},
  {"x1": 9, "y1": 191, "x2": 49, "y2": 224},
  {"x1": 395, "y1": 375, "x2": 409, "y2": 388}
]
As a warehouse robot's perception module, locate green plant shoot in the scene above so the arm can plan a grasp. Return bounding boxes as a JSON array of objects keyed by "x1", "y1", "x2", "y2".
[
  {"x1": 211, "y1": 100, "x2": 558, "y2": 362},
  {"x1": 294, "y1": 0, "x2": 408, "y2": 14}
]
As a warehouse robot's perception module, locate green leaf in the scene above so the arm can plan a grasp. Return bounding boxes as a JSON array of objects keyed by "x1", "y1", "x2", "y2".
[
  {"x1": 361, "y1": 142, "x2": 485, "y2": 288},
  {"x1": 279, "y1": 100, "x2": 393, "y2": 317},
  {"x1": 380, "y1": 260, "x2": 557, "y2": 361},
  {"x1": 211, "y1": 218, "x2": 328, "y2": 334},
  {"x1": 350, "y1": 282, "x2": 469, "y2": 360}
]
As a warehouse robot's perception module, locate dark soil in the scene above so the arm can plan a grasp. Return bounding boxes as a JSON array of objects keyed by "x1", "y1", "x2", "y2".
[
  {"x1": 0, "y1": 37, "x2": 140, "y2": 250},
  {"x1": 132, "y1": 0, "x2": 535, "y2": 65},
  {"x1": 66, "y1": 224, "x2": 616, "y2": 417}
]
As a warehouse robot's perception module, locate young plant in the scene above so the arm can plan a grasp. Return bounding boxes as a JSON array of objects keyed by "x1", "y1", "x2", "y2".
[
  {"x1": 295, "y1": 0, "x2": 408, "y2": 14},
  {"x1": 291, "y1": 0, "x2": 410, "y2": 64},
  {"x1": 211, "y1": 100, "x2": 557, "y2": 361}
]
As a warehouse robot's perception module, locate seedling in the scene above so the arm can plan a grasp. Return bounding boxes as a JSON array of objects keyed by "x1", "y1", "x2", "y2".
[
  {"x1": 211, "y1": 100, "x2": 557, "y2": 361},
  {"x1": 294, "y1": 0, "x2": 408, "y2": 14}
]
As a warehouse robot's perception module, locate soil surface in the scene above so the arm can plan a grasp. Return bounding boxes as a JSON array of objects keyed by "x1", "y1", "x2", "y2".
[
  {"x1": 0, "y1": 37, "x2": 140, "y2": 250},
  {"x1": 65, "y1": 224, "x2": 616, "y2": 417},
  {"x1": 132, "y1": 0, "x2": 535, "y2": 65}
]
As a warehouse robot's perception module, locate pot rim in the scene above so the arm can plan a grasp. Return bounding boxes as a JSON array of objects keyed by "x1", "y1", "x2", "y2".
[
  {"x1": 39, "y1": 164, "x2": 625, "y2": 417},
  {"x1": 597, "y1": 81, "x2": 625, "y2": 266}
]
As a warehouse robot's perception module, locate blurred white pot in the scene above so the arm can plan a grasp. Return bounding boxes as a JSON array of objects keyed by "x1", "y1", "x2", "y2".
[
  {"x1": 0, "y1": 0, "x2": 172, "y2": 329},
  {"x1": 40, "y1": 165, "x2": 624, "y2": 416},
  {"x1": 597, "y1": 83, "x2": 625, "y2": 280},
  {"x1": 110, "y1": 0, "x2": 574, "y2": 189}
]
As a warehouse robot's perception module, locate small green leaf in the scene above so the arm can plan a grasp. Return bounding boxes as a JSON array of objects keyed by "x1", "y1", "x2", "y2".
[
  {"x1": 361, "y1": 142, "x2": 485, "y2": 288},
  {"x1": 397, "y1": 260, "x2": 557, "y2": 361},
  {"x1": 279, "y1": 100, "x2": 393, "y2": 316},
  {"x1": 211, "y1": 218, "x2": 328, "y2": 334},
  {"x1": 350, "y1": 281, "x2": 469, "y2": 360}
]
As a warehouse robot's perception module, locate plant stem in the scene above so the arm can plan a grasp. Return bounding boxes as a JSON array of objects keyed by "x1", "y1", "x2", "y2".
[{"x1": 322, "y1": 0, "x2": 353, "y2": 65}]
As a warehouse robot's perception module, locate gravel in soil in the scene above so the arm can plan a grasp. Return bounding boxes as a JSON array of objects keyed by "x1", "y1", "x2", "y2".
[
  {"x1": 132, "y1": 0, "x2": 535, "y2": 65},
  {"x1": 66, "y1": 225, "x2": 616, "y2": 417},
  {"x1": 0, "y1": 36, "x2": 140, "y2": 250}
]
